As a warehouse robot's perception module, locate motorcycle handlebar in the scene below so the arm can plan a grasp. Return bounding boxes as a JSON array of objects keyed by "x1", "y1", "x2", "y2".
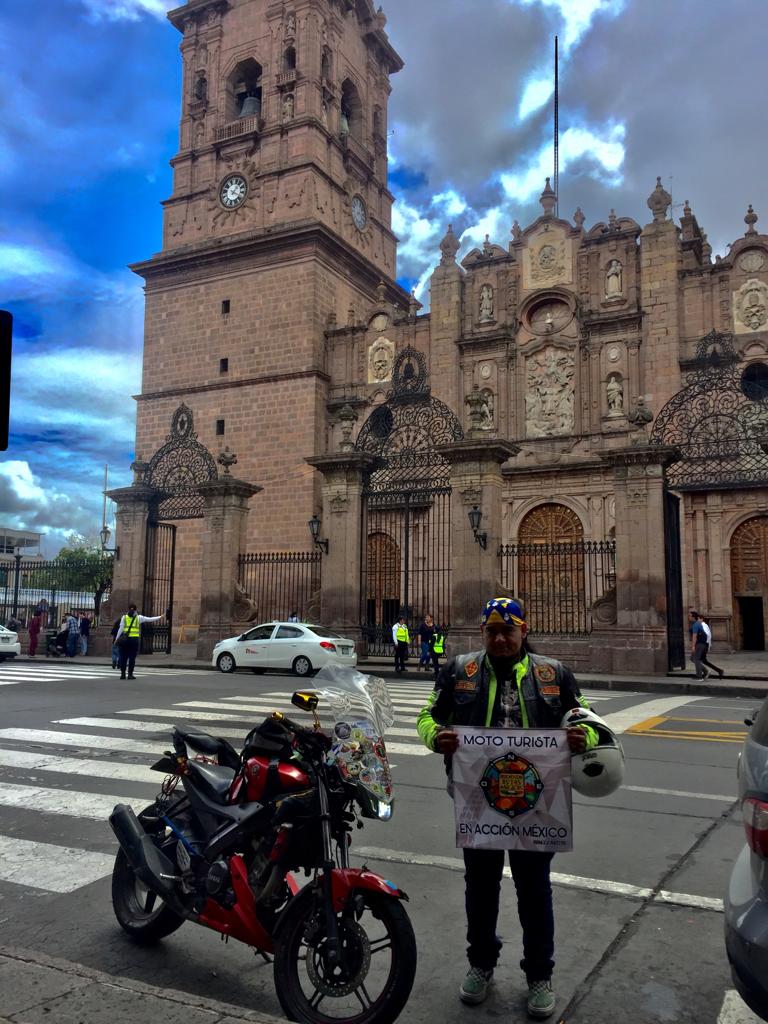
[{"x1": 271, "y1": 712, "x2": 333, "y2": 753}]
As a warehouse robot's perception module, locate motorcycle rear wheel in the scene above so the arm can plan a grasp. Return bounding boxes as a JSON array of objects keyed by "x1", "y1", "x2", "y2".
[
  {"x1": 111, "y1": 811, "x2": 186, "y2": 945},
  {"x1": 274, "y1": 888, "x2": 416, "y2": 1024}
]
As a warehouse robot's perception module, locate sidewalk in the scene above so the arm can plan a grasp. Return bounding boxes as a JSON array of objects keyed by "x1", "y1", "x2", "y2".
[
  {"x1": 17, "y1": 646, "x2": 768, "y2": 700},
  {"x1": 0, "y1": 944, "x2": 283, "y2": 1024}
]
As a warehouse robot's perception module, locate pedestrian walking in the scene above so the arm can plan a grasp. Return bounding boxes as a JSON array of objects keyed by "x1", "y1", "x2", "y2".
[
  {"x1": 689, "y1": 610, "x2": 724, "y2": 679},
  {"x1": 393, "y1": 615, "x2": 409, "y2": 674},
  {"x1": 114, "y1": 603, "x2": 165, "y2": 680},
  {"x1": 28, "y1": 613, "x2": 42, "y2": 657},
  {"x1": 430, "y1": 623, "x2": 445, "y2": 678},
  {"x1": 418, "y1": 614, "x2": 435, "y2": 671},
  {"x1": 416, "y1": 596, "x2": 598, "y2": 1019},
  {"x1": 64, "y1": 611, "x2": 80, "y2": 658},
  {"x1": 79, "y1": 613, "x2": 91, "y2": 656},
  {"x1": 288, "y1": 610, "x2": 299, "y2": 623},
  {"x1": 110, "y1": 618, "x2": 121, "y2": 669}
]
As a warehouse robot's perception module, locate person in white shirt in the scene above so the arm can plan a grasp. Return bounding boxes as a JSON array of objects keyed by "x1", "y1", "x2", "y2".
[
  {"x1": 115, "y1": 603, "x2": 165, "y2": 680},
  {"x1": 689, "y1": 611, "x2": 724, "y2": 680}
]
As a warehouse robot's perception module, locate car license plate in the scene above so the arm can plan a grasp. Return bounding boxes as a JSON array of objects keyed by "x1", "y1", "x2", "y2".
[
  {"x1": 0, "y1": 637, "x2": 9, "y2": 644},
  {"x1": 341, "y1": 646, "x2": 351, "y2": 655}
]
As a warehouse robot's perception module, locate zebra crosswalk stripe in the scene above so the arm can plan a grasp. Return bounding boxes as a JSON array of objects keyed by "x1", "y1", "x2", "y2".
[
  {"x1": 0, "y1": 835, "x2": 116, "y2": 893},
  {"x1": 0, "y1": 781, "x2": 145, "y2": 820}
]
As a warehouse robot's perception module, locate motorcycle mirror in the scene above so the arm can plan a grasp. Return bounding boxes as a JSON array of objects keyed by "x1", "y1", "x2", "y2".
[{"x1": 292, "y1": 691, "x2": 319, "y2": 713}]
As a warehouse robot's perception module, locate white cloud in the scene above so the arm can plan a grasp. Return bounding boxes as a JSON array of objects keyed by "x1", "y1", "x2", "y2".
[
  {"x1": 0, "y1": 461, "x2": 47, "y2": 504},
  {"x1": 80, "y1": 0, "x2": 175, "y2": 21},
  {"x1": 513, "y1": 0, "x2": 626, "y2": 51},
  {"x1": 500, "y1": 121, "x2": 626, "y2": 202},
  {"x1": 518, "y1": 74, "x2": 554, "y2": 120}
]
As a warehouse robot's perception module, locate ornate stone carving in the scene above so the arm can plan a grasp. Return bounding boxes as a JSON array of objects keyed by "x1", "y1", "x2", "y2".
[
  {"x1": 480, "y1": 388, "x2": 494, "y2": 430},
  {"x1": 647, "y1": 176, "x2": 672, "y2": 222},
  {"x1": 480, "y1": 362, "x2": 493, "y2": 380},
  {"x1": 525, "y1": 347, "x2": 575, "y2": 438},
  {"x1": 234, "y1": 582, "x2": 259, "y2": 623},
  {"x1": 337, "y1": 403, "x2": 358, "y2": 452},
  {"x1": 368, "y1": 337, "x2": 394, "y2": 383},
  {"x1": 627, "y1": 395, "x2": 653, "y2": 426},
  {"x1": 740, "y1": 251, "x2": 766, "y2": 273},
  {"x1": 282, "y1": 92, "x2": 295, "y2": 120},
  {"x1": 606, "y1": 374, "x2": 624, "y2": 416},
  {"x1": 466, "y1": 384, "x2": 485, "y2": 432},
  {"x1": 605, "y1": 259, "x2": 623, "y2": 299},
  {"x1": 531, "y1": 239, "x2": 565, "y2": 283},
  {"x1": 573, "y1": 207, "x2": 585, "y2": 229},
  {"x1": 439, "y1": 224, "x2": 460, "y2": 265},
  {"x1": 217, "y1": 446, "x2": 238, "y2": 475},
  {"x1": 734, "y1": 278, "x2": 768, "y2": 334},
  {"x1": 329, "y1": 491, "x2": 349, "y2": 514},
  {"x1": 607, "y1": 346, "x2": 621, "y2": 362},
  {"x1": 478, "y1": 283, "x2": 494, "y2": 323},
  {"x1": 459, "y1": 484, "x2": 482, "y2": 507}
]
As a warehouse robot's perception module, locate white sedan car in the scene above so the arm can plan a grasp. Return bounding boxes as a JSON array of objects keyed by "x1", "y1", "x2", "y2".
[
  {"x1": 212, "y1": 621, "x2": 358, "y2": 677},
  {"x1": 0, "y1": 625, "x2": 21, "y2": 661}
]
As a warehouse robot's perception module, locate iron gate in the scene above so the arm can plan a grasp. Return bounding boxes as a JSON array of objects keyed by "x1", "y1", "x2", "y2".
[
  {"x1": 142, "y1": 522, "x2": 176, "y2": 654},
  {"x1": 663, "y1": 489, "x2": 685, "y2": 670},
  {"x1": 355, "y1": 345, "x2": 464, "y2": 656}
]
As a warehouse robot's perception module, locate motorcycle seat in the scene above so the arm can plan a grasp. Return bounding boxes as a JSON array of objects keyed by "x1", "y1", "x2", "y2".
[
  {"x1": 174, "y1": 727, "x2": 241, "y2": 769},
  {"x1": 186, "y1": 760, "x2": 236, "y2": 804}
]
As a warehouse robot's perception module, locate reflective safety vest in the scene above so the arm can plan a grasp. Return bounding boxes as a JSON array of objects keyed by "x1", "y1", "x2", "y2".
[
  {"x1": 122, "y1": 614, "x2": 140, "y2": 638},
  {"x1": 432, "y1": 632, "x2": 445, "y2": 655},
  {"x1": 395, "y1": 625, "x2": 410, "y2": 643}
]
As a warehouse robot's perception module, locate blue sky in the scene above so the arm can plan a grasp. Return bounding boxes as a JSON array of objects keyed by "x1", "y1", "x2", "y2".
[{"x1": 2, "y1": 0, "x2": 766, "y2": 554}]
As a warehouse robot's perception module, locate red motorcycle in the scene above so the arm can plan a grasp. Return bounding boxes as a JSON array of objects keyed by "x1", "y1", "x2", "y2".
[{"x1": 109, "y1": 668, "x2": 416, "y2": 1024}]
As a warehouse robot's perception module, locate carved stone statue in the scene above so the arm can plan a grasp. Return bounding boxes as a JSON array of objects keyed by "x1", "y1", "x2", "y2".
[
  {"x1": 340, "y1": 109, "x2": 350, "y2": 135},
  {"x1": 605, "y1": 259, "x2": 623, "y2": 298},
  {"x1": 286, "y1": 12, "x2": 296, "y2": 36},
  {"x1": 525, "y1": 347, "x2": 575, "y2": 438},
  {"x1": 480, "y1": 389, "x2": 494, "y2": 430},
  {"x1": 479, "y1": 284, "x2": 494, "y2": 323},
  {"x1": 282, "y1": 93, "x2": 295, "y2": 120},
  {"x1": 368, "y1": 339, "x2": 394, "y2": 383},
  {"x1": 627, "y1": 395, "x2": 654, "y2": 426},
  {"x1": 321, "y1": 99, "x2": 329, "y2": 126},
  {"x1": 194, "y1": 72, "x2": 207, "y2": 103},
  {"x1": 234, "y1": 582, "x2": 259, "y2": 623},
  {"x1": 606, "y1": 375, "x2": 624, "y2": 415}
]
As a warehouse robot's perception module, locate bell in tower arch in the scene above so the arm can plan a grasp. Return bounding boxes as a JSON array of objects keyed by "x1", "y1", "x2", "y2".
[{"x1": 239, "y1": 93, "x2": 261, "y2": 118}]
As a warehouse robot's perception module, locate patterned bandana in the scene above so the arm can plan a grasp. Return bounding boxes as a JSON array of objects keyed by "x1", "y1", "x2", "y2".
[{"x1": 481, "y1": 597, "x2": 525, "y2": 627}]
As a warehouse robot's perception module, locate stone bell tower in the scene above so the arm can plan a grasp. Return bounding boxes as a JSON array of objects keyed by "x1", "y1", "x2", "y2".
[{"x1": 130, "y1": 0, "x2": 408, "y2": 558}]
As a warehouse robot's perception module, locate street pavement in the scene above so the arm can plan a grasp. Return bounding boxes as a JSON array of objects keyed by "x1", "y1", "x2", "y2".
[{"x1": 0, "y1": 660, "x2": 764, "y2": 1023}]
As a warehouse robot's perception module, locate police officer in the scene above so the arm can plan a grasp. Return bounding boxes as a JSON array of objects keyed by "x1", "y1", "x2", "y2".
[
  {"x1": 114, "y1": 603, "x2": 166, "y2": 680},
  {"x1": 393, "y1": 615, "x2": 409, "y2": 674},
  {"x1": 416, "y1": 597, "x2": 597, "y2": 1019},
  {"x1": 430, "y1": 624, "x2": 445, "y2": 678}
]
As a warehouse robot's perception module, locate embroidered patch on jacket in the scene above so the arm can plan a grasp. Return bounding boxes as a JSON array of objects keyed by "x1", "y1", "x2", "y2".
[
  {"x1": 456, "y1": 678, "x2": 478, "y2": 692},
  {"x1": 539, "y1": 684, "x2": 560, "y2": 696},
  {"x1": 534, "y1": 664, "x2": 557, "y2": 684},
  {"x1": 465, "y1": 660, "x2": 479, "y2": 678}
]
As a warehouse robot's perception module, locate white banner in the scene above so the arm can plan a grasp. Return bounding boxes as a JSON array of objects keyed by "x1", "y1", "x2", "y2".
[{"x1": 452, "y1": 726, "x2": 573, "y2": 852}]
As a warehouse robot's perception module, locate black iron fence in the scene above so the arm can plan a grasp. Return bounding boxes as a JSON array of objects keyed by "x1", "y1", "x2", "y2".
[
  {"x1": 498, "y1": 540, "x2": 616, "y2": 636},
  {"x1": 237, "y1": 551, "x2": 322, "y2": 623},
  {"x1": 0, "y1": 554, "x2": 114, "y2": 628}
]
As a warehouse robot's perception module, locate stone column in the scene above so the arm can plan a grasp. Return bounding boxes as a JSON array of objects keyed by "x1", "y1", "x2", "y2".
[
  {"x1": 196, "y1": 477, "x2": 262, "y2": 660},
  {"x1": 437, "y1": 440, "x2": 519, "y2": 655},
  {"x1": 596, "y1": 444, "x2": 679, "y2": 672},
  {"x1": 105, "y1": 483, "x2": 157, "y2": 614},
  {"x1": 305, "y1": 452, "x2": 379, "y2": 639}
]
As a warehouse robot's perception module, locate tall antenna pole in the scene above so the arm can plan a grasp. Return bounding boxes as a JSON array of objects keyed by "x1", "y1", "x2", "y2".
[{"x1": 554, "y1": 34, "x2": 559, "y2": 217}]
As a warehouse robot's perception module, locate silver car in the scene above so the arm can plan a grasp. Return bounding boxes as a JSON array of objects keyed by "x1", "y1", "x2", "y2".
[{"x1": 724, "y1": 697, "x2": 768, "y2": 1020}]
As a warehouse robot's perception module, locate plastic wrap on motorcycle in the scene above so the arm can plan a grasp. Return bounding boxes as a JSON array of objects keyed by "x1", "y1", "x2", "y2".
[{"x1": 329, "y1": 868, "x2": 408, "y2": 910}]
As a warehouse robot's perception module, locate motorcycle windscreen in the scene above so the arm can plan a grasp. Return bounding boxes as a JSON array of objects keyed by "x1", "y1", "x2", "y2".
[{"x1": 326, "y1": 718, "x2": 393, "y2": 804}]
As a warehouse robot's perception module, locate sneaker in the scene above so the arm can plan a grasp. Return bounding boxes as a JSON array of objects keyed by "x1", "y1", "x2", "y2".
[
  {"x1": 527, "y1": 979, "x2": 555, "y2": 1019},
  {"x1": 459, "y1": 966, "x2": 493, "y2": 1005}
]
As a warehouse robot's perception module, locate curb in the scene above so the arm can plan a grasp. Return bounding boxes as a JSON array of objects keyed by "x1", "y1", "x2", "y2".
[{"x1": 0, "y1": 944, "x2": 284, "y2": 1024}]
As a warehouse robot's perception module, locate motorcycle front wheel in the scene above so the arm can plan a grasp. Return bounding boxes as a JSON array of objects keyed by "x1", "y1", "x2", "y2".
[{"x1": 274, "y1": 887, "x2": 416, "y2": 1024}]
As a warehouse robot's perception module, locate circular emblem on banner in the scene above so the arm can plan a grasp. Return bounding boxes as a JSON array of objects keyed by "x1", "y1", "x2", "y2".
[{"x1": 480, "y1": 753, "x2": 543, "y2": 819}]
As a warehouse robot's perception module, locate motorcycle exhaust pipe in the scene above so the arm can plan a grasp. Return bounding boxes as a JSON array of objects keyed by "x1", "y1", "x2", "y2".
[{"x1": 109, "y1": 804, "x2": 187, "y2": 912}]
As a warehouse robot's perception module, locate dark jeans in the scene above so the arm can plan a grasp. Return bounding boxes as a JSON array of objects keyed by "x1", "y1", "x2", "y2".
[
  {"x1": 463, "y1": 847, "x2": 555, "y2": 981},
  {"x1": 431, "y1": 651, "x2": 442, "y2": 677},
  {"x1": 118, "y1": 637, "x2": 140, "y2": 677},
  {"x1": 66, "y1": 633, "x2": 78, "y2": 657},
  {"x1": 419, "y1": 640, "x2": 431, "y2": 666},
  {"x1": 693, "y1": 642, "x2": 722, "y2": 678},
  {"x1": 394, "y1": 641, "x2": 408, "y2": 672}
]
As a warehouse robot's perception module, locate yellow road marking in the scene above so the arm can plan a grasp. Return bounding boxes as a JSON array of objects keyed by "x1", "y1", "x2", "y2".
[
  {"x1": 625, "y1": 715, "x2": 747, "y2": 743},
  {"x1": 625, "y1": 716, "x2": 665, "y2": 734},
  {"x1": 629, "y1": 729, "x2": 745, "y2": 744}
]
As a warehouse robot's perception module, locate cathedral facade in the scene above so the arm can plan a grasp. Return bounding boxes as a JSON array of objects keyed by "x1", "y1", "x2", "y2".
[{"x1": 114, "y1": 0, "x2": 768, "y2": 668}]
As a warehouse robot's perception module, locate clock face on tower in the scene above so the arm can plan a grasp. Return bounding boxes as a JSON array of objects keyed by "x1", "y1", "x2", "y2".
[
  {"x1": 219, "y1": 174, "x2": 248, "y2": 209},
  {"x1": 352, "y1": 195, "x2": 368, "y2": 231}
]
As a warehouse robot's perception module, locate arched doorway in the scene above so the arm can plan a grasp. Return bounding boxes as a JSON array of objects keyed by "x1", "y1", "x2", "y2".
[
  {"x1": 518, "y1": 503, "x2": 586, "y2": 634},
  {"x1": 731, "y1": 516, "x2": 768, "y2": 650},
  {"x1": 365, "y1": 532, "x2": 401, "y2": 627}
]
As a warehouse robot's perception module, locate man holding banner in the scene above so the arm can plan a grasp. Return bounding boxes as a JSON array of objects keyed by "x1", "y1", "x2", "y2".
[{"x1": 416, "y1": 596, "x2": 598, "y2": 1019}]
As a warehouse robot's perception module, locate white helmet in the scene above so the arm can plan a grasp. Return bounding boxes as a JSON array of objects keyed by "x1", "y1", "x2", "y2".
[{"x1": 561, "y1": 706, "x2": 625, "y2": 798}]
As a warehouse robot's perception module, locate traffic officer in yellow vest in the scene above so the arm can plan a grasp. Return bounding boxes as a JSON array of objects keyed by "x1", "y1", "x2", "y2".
[
  {"x1": 392, "y1": 615, "x2": 410, "y2": 674},
  {"x1": 430, "y1": 625, "x2": 446, "y2": 678},
  {"x1": 114, "y1": 603, "x2": 166, "y2": 680},
  {"x1": 416, "y1": 596, "x2": 597, "y2": 1019}
]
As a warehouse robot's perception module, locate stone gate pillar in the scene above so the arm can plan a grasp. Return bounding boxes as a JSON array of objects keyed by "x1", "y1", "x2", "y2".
[
  {"x1": 597, "y1": 445, "x2": 679, "y2": 673},
  {"x1": 438, "y1": 440, "x2": 519, "y2": 654},
  {"x1": 196, "y1": 475, "x2": 262, "y2": 660},
  {"x1": 105, "y1": 477, "x2": 157, "y2": 614},
  {"x1": 305, "y1": 452, "x2": 379, "y2": 638}
]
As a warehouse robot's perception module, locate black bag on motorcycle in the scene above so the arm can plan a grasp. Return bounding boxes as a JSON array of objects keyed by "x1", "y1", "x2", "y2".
[{"x1": 242, "y1": 717, "x2": 295, "y2": 761}]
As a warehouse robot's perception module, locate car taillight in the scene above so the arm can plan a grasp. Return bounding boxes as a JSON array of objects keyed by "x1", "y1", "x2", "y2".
[
  {"x1": 319, "y1": 641, "x2": 336, "y2": 652},
  {"x1": 743, "y1": 797, "x2": 768, "y2": 857}
]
